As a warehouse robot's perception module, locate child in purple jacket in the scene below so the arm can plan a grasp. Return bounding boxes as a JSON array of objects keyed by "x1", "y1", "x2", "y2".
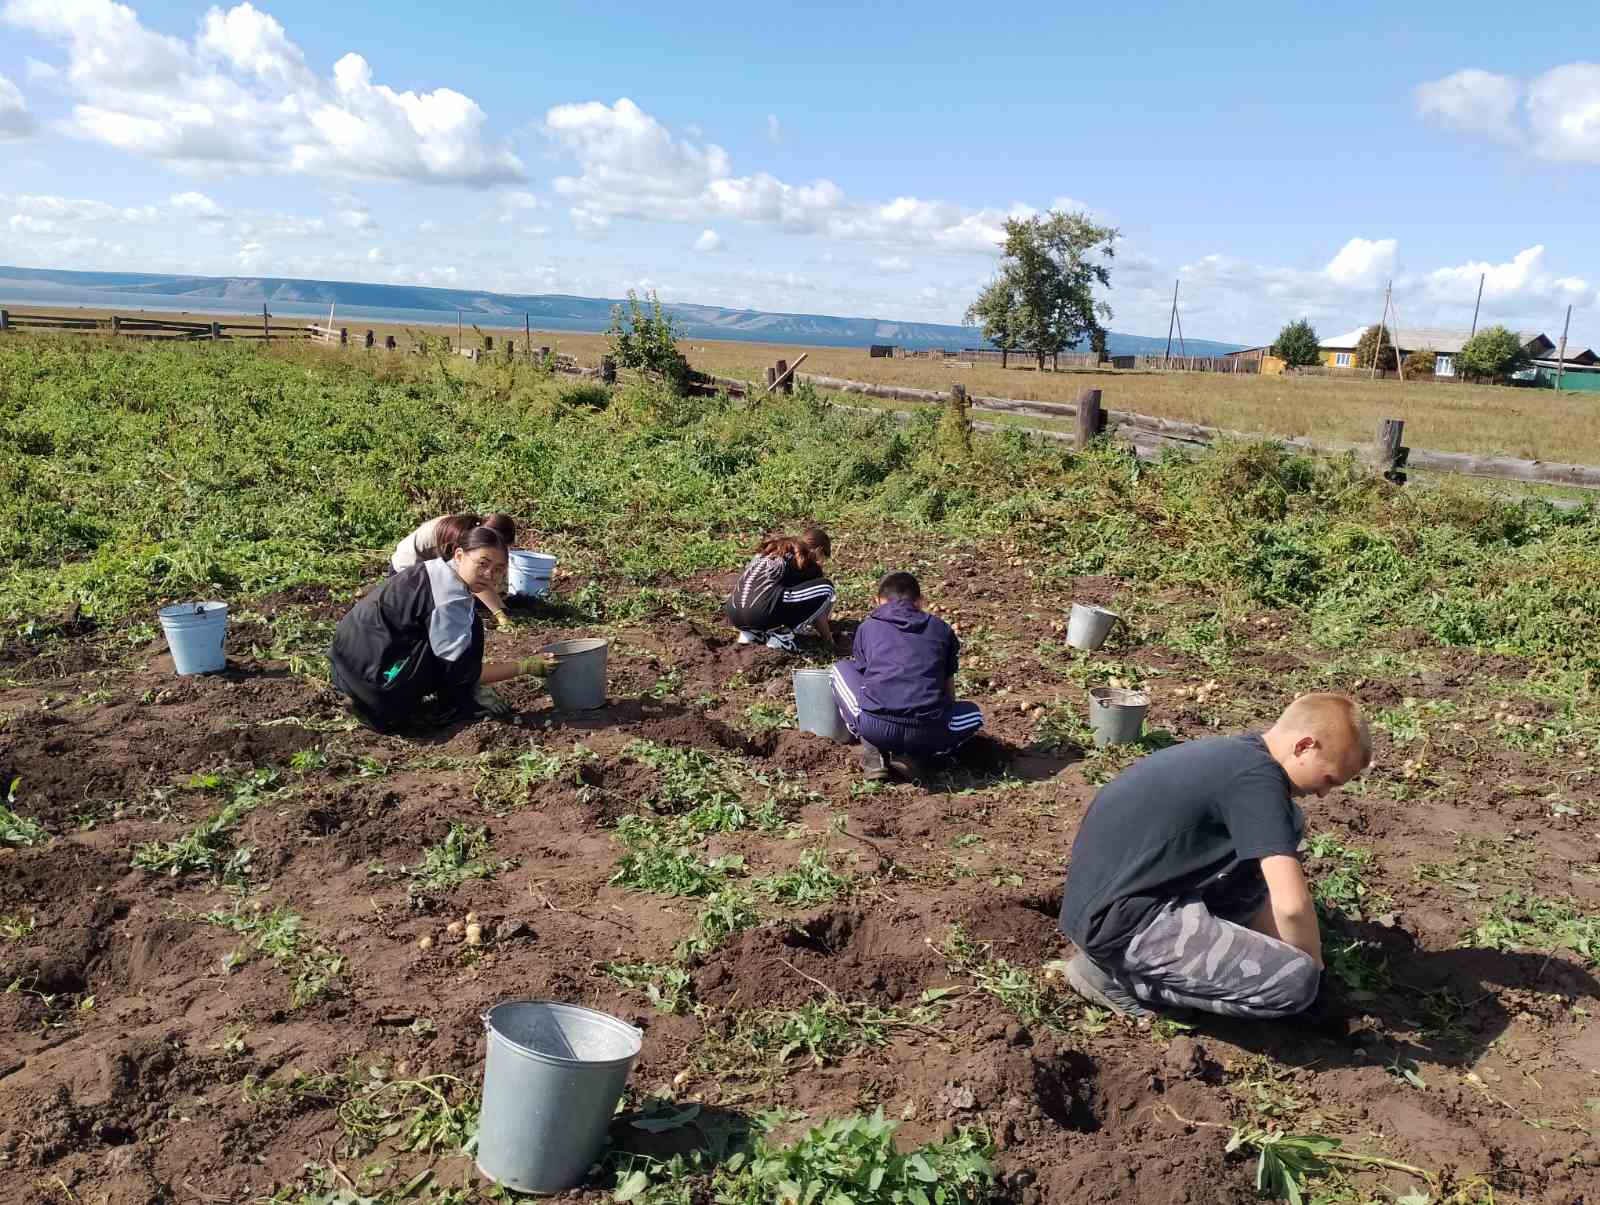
[{"x1": 830, "y1": 571, "x2": 984, "y2": 781}]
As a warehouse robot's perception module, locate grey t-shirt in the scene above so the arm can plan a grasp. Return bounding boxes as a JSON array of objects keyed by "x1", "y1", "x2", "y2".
[
  {"x1": 1059, "y1": 733, "x2": 1304, "y2": 958},
  {"x1": 391, "y1": 516, "x2": 445, "y2": 573}
]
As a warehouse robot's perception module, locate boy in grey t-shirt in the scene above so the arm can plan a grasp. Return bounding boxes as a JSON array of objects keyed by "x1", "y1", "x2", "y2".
[{"x1": 1059, "y1": 694, "x2": 1370, "y2": 1020}]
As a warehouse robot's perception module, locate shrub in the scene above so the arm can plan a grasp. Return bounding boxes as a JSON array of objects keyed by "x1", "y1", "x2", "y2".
[
  {"x1": 1355, "y1": 325, "x2": 1397, "y2": 372},
  {"x1": 608, "y1": 290, "x2": 691, "y2": 392},
  {"x1": 1458, "y1": 325, "x2": 1530, "y2": 382},
  {"x1": 1403, "y1": 349, "x2": 1438, "y2": 378}
]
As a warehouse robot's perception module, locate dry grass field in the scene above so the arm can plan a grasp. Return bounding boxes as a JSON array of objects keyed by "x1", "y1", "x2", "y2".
[{"x1": 7, "y1": 303, "x2": 1596, "y2": 464}]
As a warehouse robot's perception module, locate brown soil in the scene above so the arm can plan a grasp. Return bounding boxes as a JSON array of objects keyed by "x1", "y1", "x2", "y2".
[{"x1": 1, "y1": 546, "x2": 1597, "y2": 1204}]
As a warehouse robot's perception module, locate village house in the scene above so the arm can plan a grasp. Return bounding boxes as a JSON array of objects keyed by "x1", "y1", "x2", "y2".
[{"x1": 1315, "y1": 326, "x2": 1596, "y2": 377}]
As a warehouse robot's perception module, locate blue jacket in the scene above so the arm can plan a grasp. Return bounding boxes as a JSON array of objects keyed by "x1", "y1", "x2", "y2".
[{"x1": 852, "y1": 600, "x2": 960, "y2": 722}]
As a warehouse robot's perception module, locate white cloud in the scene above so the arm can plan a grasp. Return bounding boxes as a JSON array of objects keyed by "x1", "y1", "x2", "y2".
[
  {"x1": 1414, "y1": 68, "x2": 1520, "y2": 140},
  {"x1": 0, "y1": 73, "x2": 37, "y2": 139},
  {"x1": 23, "y1": 56, "x2": 58, "y2": 83},
  {"x1": 1425, "y1": 244, "x2": 1593, "y2": 307},
  {"x1": 3, "y1": 0, "x2": 524, "y2": 184},
  {"x1": 1, "y1": 192, "x2": 158, "y2": 222},
  {"x1": 543, "y1": 97, "x2": 1024, "y2": 253},
  {"x1": 873, "y1": 255, "x2": 914, "y2": 274},
  {"x1": 1416, "y1": 62, "x2": 1600, "y2": 164},
  {"x1": 693, "y1": 228, "x2": 722, "y2": 252},
  {"x1": 170, "y1": 190, "x2": 222, "y2": 216},
  {"x1": 336, "y1": 206, "x2": 376, "y2": 230},
  {"x1": 766, "y1": 113, "x2": 781, "y2": 144},
  {"x1": 1324, "y1": 236, "x2": 1397, "y2": 287}
]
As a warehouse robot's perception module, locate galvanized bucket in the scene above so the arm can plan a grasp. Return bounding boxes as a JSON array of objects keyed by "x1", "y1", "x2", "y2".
[
  {"x1": 793, "y1": 668, "x2": 849, "y2": 742},
  {"x1": 1066, "y1": 604, "x2": 1120, "y2": 651},
  {"x1": 1087, "y1": 686, "x2": 1149, "y2": 747},
  {"x1": 541, "y1": 638, "x2": 608, "y2": 710},
  {"x1": 156, "y1": 602, "x2": 229, "y2": 675},
  {"x1": 477, "y1": 1000, "x2": 642, "y2": 1194}
]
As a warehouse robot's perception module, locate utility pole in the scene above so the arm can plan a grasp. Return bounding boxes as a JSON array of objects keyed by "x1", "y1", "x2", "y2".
[
  {"x1": 1163, "y1": 278, "x2": 1179, "y2": 367},
  {"x1": 1555, "y1": 303, "x2": 1572, "y2": 392},
  {"x1": 1369, "y1": 281, "x2": 1392, "y2": 380},
  {"x1": 1469, "y1": 272, "x2": 1484, "y2": 339}
]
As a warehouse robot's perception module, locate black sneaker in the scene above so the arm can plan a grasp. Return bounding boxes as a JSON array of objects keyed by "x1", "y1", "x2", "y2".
[
  {"x1": 861, "y1": 741, "x2": 889, "y2": 781},
  {"x1": 1062, "y1": 952, "x2": 1153, "y2": 1019},
  {"x1": 887, "y1": 752, "x2": 928, "y2": 782}
]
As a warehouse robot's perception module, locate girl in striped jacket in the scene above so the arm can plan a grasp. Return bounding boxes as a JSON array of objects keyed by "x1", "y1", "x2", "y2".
[{"x1": 724, "y1": 528, "x2": 835, "y2": 652}]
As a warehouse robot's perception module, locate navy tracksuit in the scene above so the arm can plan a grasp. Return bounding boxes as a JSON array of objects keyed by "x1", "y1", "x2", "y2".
[{"x1": 830, "y1": 599, "x2": 983, "y2": 756}]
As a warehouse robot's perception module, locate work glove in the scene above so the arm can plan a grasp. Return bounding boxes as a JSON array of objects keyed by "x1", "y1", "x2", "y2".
[
  {"x1": 516, "y1": 655, "x2": 557, "y2": 678},
  {"x1": 474, "y1": 685, "x2": 513, "y2": 718},
  {"x1": 492, "y1": 609, "x2": 514, "y2": 629}
]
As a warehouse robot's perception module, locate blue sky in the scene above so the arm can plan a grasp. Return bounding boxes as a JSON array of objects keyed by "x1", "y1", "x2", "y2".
[{"x1": 0, "y1": 0, "x2": 1595, "y2": 346}]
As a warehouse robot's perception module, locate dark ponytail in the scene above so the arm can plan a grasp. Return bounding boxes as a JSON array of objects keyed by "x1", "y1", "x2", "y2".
[{"x1": 456, "y1": 526, "x2": 507, "y2": 557}]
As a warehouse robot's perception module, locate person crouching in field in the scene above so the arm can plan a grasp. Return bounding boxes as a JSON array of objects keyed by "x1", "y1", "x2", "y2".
[
  {"x1": 332, "y1": 526, "x2": 554, "y2": 732},
  {"x1": 830, "y1": 572, "x2": 984, "y2": 781},
  {"x1": 390, "y1": 511, "x2": 517, "y2": 628},
  {"x1": 725, "y1": 528, "x2": 836, "y2": 652},
  {"x1": 1057, "y1": 693, "x2": 1371, "y2": 1021}
]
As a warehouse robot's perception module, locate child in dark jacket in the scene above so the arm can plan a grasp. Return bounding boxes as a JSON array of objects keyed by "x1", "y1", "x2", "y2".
[{"x1": 830, "y1": 571, "x2": 983, "y2": 781}]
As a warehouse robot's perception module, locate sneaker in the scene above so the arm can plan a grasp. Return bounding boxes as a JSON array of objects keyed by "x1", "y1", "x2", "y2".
[
  {"x1": 765, "y1": 631, "x2": 799, "y2": 653},
  {"x1": 736, "y1": 630, "x2": 762, "y2": 645},
  {"x1": 886, "y1": 752, "x2": 927, "y2": 782},
  {"x1": 1061, "y1": 952, "x2": 1152, "y2": 1019},
  {"x1": 860, "y1": 741, "x2": 889, "y2": 781}
]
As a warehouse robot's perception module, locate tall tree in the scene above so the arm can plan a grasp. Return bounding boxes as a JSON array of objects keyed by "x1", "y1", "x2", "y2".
[
  {"x1": 963, "y1": 278, "x2": 1022, "y2": 368},
  {"x1": 1270, "y1": 318, "x2": 1321, "y2": 368},
  {"x1": 987, "y1": 210, "x2": 1119, "y2": 370},
  {"x1": 1355, "y1": 324, "x2": 1398, "y2": 372},
  {"x1": 1457, "y1": 325, "x2": 1529, "y2": 383}
]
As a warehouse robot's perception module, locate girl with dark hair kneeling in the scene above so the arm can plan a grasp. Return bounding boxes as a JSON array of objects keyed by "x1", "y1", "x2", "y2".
[
  {"x1": 389, "y1": 511, "x2": 519, "y2": 628},
  {"x1": 331, "y1": 526, "x2": 553, "y2": 732},
  {"x1": 725, "y1": 527, "x2": 836, "y2": 652}
]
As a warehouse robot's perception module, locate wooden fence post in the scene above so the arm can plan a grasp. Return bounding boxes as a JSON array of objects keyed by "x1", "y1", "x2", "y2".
[
  {"x1": 944, "y1": 383, "x2": 973, "y2": 456},
  {"x1": 775, "y1": 359, "x2": 792, "y2": 393},
  {"x1": 0, "y1": 309, "x2": 9, "y2": 332},
  {"x1": 339, "y1": 327, "x2": 348, "y2": 346},
  {"x1": 600, "y1": 355, "x2": 617, "y2": 384},
  {"x1": 1374, "y1": 418, "x2": 1408, "y2": 483},
  {"x1": 765, "y1": 366, "x2": 777, "y2": 391},
  {"x1": 384, "y1": 335, "x2": 397, "y2": 351},
  {"x1": 364, "y1": 330, "x2": 375, "y2": 349},
  {"x1": 483, "y1": 334, "x2": 493, "y2": 352},
  {"x1": 539, "y1": 345, "x2": 550, "y2": 360},
  {"x1": 1075, "y1": 388, "x2": 1105, "y2": 448},
  {"x1": 112, "y1": 315, "x2": 121, "y2": 337},
  {"x1": 210, "y1": 321, "x2": 221, "y2": 341}
]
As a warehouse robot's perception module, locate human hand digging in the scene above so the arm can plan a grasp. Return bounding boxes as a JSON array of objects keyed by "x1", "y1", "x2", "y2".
[{"x1": 516, "y1": 654, "x2": 559, "y2": 678}]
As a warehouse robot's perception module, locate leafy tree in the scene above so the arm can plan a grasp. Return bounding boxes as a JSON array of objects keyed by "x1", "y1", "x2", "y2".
[
  {"x1": 1090, "y1": 326, "x2": 1109, "y2": 363},
  {"x1": 1354, "y1": 324, "x2": 1398, "y2": 372},
  {"x1": 1457, "y1": 325, "x2": 1530, "y2": 383},
  {"x1": 1271, "y1": 318, "x2": 1322, "y2": 368},
  {"x1": 1403, "y1": 349, "x2": 1438, "y2": 378},
  {"x1": 985, "y1": 210, "x2": 1120, "y2": 371},
  {"x1": 608, "y1": 291, "x2": 690, "y2": 392},
  {"x1": 963, "y1": 279, "x2": 1022, "y2": 368}
]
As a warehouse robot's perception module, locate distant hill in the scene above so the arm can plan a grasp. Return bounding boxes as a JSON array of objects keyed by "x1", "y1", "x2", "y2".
[{"x1": 0, "y1": 265, "x2": 1243, "y2": 355}]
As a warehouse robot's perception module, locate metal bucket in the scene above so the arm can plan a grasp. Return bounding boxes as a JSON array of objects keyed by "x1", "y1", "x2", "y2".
[
  {"x1": 507, "y1": 551, "x2": 557, "y2": 598},
  {"x1": 793, "y1": 668, "x2": 849, "y2": 742},
  {"x1": 477, "y1": 1000, "x2": 642, "y2": 1195},
  {"x1": 541, "y1": 638, "x2": 608, "y2": 710},
  {"x1": 1087, "y1": 687, "x2": 1149, "y2": 747},
  {"x1": 156, "y1": 602, "x2": 229, "y2": 675},
  {"x1": 1066, "y1": 604, "x2": 1120, "y2": 651}
]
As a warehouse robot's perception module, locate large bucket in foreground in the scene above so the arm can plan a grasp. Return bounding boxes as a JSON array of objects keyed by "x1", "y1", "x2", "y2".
[
  {"x1": 541, "y1": 638, "x2": 609, "y2": 710},
  {"x1": 793, "y1": 668, "x2": 850, "y2": 742},
  {"x1": 1066, "y1": 604, "x2": 1120, "y2": 651},
  {"x1": 477, "y1": 1000, "x2": 642, "y2": 1195},
  {"x1": 508, "y1": 551, "x2": 557, "y2": 598},
  {"x1": 1087, "y1": 686, "x2": 1149, "y2": 747},
  {"x1": 156, "y1": 602, "x2": 229, "y2": 675}
]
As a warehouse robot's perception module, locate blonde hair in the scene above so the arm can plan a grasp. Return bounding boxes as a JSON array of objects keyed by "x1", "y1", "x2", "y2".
[{"x1": 1277, "y1": 693, "x2": 1371, "y2": 770}]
